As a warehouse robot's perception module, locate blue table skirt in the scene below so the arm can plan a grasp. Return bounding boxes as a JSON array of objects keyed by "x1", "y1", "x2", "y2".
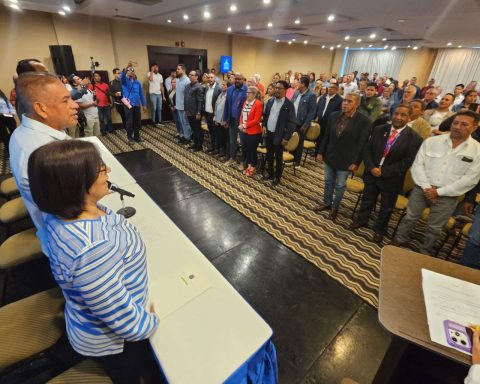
[{"x1": 224, "y1": 339, "x2": 278, "y2": 384}]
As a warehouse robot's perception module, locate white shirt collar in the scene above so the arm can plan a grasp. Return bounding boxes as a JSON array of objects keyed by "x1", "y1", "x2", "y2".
[{"x1": 21, "y1": 115, "x2": 69, "y2": 140}]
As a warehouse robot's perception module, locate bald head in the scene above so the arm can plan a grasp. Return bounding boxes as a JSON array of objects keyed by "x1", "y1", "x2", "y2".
[
  {"x1": 16, "y1": 72, "x2": 79, "y2": 130},
  {"x1": 234, "y1": 72, "x2": 244, "y2": 88}
]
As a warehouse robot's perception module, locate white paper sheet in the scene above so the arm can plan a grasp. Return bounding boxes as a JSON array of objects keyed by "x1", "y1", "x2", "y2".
[{"x1": 422, "y1": 269, "x2": 480, "y2": 355}]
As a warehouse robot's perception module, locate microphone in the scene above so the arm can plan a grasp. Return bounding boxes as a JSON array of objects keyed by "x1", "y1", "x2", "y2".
[
  {"x1": 107, "y1": 181, "x2": 135, "y2": 198},
  {"x1": 107, "y1": 181, "x2": 136, "y2": 218}
]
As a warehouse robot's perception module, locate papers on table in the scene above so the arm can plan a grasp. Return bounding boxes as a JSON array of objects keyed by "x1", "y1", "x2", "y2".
[
  {"x1": 149, "y1": 266, "x2": 211, "y2": 320},
  {"x1": 422, "y1": 269, "x2": 480, "y2": 355}
]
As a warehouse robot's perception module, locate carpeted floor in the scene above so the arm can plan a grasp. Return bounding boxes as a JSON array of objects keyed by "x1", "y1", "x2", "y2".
[{"x1": 2, "y1": 122, "x2": 464, "y2": 307}]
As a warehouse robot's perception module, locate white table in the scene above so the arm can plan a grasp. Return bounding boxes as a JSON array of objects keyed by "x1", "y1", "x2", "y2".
[
  {"x1": 102, "y1": 183, "x2": 273, "y2": 383},
  {"x1": 80, "y1": 137, "x2": 136, "y2": 188}
]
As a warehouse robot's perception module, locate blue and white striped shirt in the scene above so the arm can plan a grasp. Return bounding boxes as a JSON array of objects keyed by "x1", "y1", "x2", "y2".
[{"x1": 40, "y1": 205, "x2": 158, "y2": 356}]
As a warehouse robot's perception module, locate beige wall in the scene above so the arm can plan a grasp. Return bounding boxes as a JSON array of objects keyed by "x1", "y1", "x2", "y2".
[{"x1": 0, "y1": 8, "x2": 438, "y2": 114}]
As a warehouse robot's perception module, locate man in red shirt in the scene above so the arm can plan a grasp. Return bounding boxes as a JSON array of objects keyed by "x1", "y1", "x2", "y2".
[{"x1": 90, "y1": 72, "x2": 113, "y2": 135}]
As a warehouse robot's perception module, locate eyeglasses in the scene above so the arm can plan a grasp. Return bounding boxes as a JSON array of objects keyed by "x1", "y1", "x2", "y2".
[{"x1": 246, "y1": 91, "x2": 254, "y2": 94}]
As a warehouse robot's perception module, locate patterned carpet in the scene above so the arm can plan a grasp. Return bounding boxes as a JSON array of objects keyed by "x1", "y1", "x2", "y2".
[{"x1": 2, "y1": 122, "x2": 464, "y2": 307}]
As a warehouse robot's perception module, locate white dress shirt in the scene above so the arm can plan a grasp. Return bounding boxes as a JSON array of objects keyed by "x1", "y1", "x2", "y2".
[
  {"x1": 205, "y1": 84, "x2": 215, "y2": 113},
  {"x1": 342, "y1": 82, "x2": 358, "y2": 96},
  {"x1": 411, "y1": 134, "x2": 480, "y2": 197},
  {"x1": 9, "y1": 115, "x2": 70, "y2": 230},
  {"x1": 147, "y1": 72, "x2": 163, "y2": 95}
]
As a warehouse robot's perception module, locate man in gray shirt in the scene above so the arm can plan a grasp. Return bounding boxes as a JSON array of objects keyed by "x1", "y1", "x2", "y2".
[{"x1": 175, "y1": 64, "x2": 192, "y2": 144}]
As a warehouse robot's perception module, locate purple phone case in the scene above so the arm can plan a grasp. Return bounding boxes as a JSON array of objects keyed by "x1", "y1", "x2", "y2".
[{"x1": 443, "y1": 320, "x2": 472, "y2": 353}]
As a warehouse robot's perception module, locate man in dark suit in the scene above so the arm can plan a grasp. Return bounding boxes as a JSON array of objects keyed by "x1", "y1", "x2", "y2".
[
  {"x1": 262, "y1": 80, "x2": 296, "y2": 186},
  {"x1": 314, "y1": 93, "x2": 371, "y2": 220},
  {"x1": 315, "y1": 83, "x2": 343, "y2": 155},
  {"x1": 203, "y1": 73, "x2": 222, "y2": 153},
  {"x1": 350, "y1": 104, "x2": 423, "y2": 243}
]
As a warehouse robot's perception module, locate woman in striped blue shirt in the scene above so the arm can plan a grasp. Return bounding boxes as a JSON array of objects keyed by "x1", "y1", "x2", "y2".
[{"x1": 28, "y1": 140, "x2": 160, "y2": 384}]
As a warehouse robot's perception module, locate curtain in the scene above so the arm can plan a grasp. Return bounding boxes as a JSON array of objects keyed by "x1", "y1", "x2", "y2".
[
  {"x1": 429, "y1": 49, "x2": 480, "y2": 94},
  {"x1": 344, "y1": 49, "x2": 406, "y2": 78}
]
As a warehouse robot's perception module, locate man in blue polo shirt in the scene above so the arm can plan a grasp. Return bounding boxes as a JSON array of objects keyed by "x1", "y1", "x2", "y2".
[
  {"x1": 222, "y1": 73, "x2": 247, "y2": 166},
  {"x1": 120, "y1": 62, "x2": 147, "y2": 143}
]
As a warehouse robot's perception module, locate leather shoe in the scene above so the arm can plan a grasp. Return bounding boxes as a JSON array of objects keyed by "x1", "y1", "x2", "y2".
[
  {"x1": 329, "y1": 209, "x2": 338, "y2": 221},
  {"x1": 349, "y1": 221, "x2": 364, "y2": 230},
  {"x1": 272, "y1": 177, "x2": 280, "y2": 186},
  {"x1": 373, "y1": 233, "x2": 384, "y2": 244},
  {"x1": 312, "y1": 204, "x2": 332, "y2": 212},
  {"x1": 187, "y1": 145, "x2": 196, "y2": 150}
]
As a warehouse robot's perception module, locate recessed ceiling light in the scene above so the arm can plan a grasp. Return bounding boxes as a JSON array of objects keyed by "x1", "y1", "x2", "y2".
[
  {"x1": 407, "y1": 45, "x2": 411, "y2": 48},
  {"x1": 382, "y1": 38, "x2": 387, "y2": 41},
  {"x1": 345, "y1": 46, "x2": 349, "y2": 49},
  {"x1": 369, "y1": 33, "x2": 376, "y2": 39},
  {"x1": 9, "y1": 0, "x2": 19, "y2": 3},
  {"x1": 203, "y1": 11, "x2": 211, "y2": 19},
  {"x1": 9, "y1": 3, "x2": 20, "y2": 9},
  {"x1": 413, "y1": 46, "x2": 418, "y2": 50},
  {"x1": 458, "y1": 45, "x2": 462, "y2": 48},
  {"x1": 329, "y1": 46, "x2": 334, "y2": 50},
  {"x1": 447, "y1": 42, "x2": 452, "y2": 46},
  {"x1": 337, "y1": 44, "x2": 341, "y2": 48},
  {"x1": 246, "y1": 24, "x2": 250, "y2": 30},
  {"x1": 294, "y1": 19, "x2": 300, "y2": 25},
  {"x1": 327, "y1": 14, "x2": 335, "y2": 21},
  {"x1": 227, "y1": 26, "x2": 232, "y2": 32},
  {"x1": 167, "y1": 19, "x2": 172, "y2": 23},
  {"x1": 62, "y1": 5, "x2": 71, "y2": 12},
  {"x1": 360, "y1": 47, "x2": 364, "y2": 50},
  {"x1": 345, "y1": 35, "x2": 350, "y2": 40},
  {"x1": 397, "y1": 19, "x2": 406, "y2": 23},
  {"x1": 230, "y1": 4, "x2": 237, "y2": 12},
  {"x1": 183, "y1": 14, "x2": 189, "y2": 20},
  {"x1": 267, "y1": 21, "x2": 273, "y2": 27},
  {"x1": 321, "y1": 45, "x2": 326, "y2": 48},
  {"x1": 263, "y1": 0, "x2": 271, "y2": 4},
  {"x1": 392, "y1": 46, "x2": 397, "y2": 50},
  {"x1": 275, "y1": 39, "x2": 280, "y2": 43},
  {"x1": 292, "y1": 38, "x2": 296, "y2": 41},
  {"x1": 58, "y1": 10, "x2": 66, "y2": 16},
  {"x1": 356, "y1": 38, "x2": 362, "y2": 43},
  {"x1": 368, "y1": 44, "x2": 373, "y2": 47},
  {"x1": 384, "y1": 45, "x2": 389, "y2": 49},
  {"x1": 304, "y1": 40, "x2": 308, "y2": 44},
  {"x1": 288, "y1": 41, "x2": 292, "y2": 45}
]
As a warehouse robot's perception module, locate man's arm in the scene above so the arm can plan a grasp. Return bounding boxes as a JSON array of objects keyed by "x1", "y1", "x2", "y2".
[
  {"x1": 352, "y1": 118, "x2": 372, "y2": 165},
  {"x1": 370, "y1": 98, "x2": 383, "y2": 122},
  {"x1": 436, "y1": 159, "x2": 480, "y2": 197},
  {"x1": 195, "y1": 86, "x2": 204, "y2": 117},
  {"x1": 410, "y1": 141, "x2": 431, "y2": 189},
  {"x1": 381, "y1": 132, "x2": 423, "y2": 178},
  {"x1": 363, "y1": 128, "x2": 377, "y2": 173},
  {"x1": 302, "y1": 93, "x2": 317, "y2": 130}
]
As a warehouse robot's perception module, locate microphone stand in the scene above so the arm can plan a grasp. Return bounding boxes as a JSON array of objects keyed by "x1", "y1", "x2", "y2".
[{"x1": 116, "y1": 192, "x2": 136, "y2": 218}]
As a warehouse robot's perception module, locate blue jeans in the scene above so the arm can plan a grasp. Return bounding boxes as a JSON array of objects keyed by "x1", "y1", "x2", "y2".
[
  {"x1": 176, "y1": 110, "x2": 191, "y2": 140},
  {"x1": 323, "y1": 162, "x2": 351, "y2": 210},
  {"x1": 460, "y1": 208, "x2": 480, "y2": 269},
  {"x1": 98, "y1": 106, "x2": 113, "y2": 133},
  {"x1": 171, "y1": 109, "x2": 179, "y2": 132},
  {"x1": 149, "y1": 93, "x2": 162, "y2": 124}
]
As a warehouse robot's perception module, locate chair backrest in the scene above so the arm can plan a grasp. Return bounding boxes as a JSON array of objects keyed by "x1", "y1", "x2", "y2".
[
  {"x1": 306, "y1": 122, "x2": 321, "y2": 141},
  {"x1": 402, "y1": 169, "x2": 415, "y2": 193},
  {"x1": 284, "y1": 132, "x2": 299, "y2": 152},
  {"x1": 0, "y1": 288, "x2": 64, "y2": 370},
  {"x1": 352, "y1": 162, "x2": 365, "y2": 178}
]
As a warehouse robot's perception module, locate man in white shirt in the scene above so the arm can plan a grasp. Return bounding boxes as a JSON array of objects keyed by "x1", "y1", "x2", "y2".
[
  {"x1": 9, "y1": 72, "x2": 78, "y2": 230},
  {"x1": 342, "y1": 74, "x2": 358, "y2": 96},
  {"x1": 203, "y1": 74, "x2": 221, "y2": 152},
  {"x1": 452, "y1": 83, "x2": 465, "y2": 108},
  {"x1": 75, "y1": 80, "x2": 100, "y2": 137},
  {"x1": 147, "y1": 63, "x2": 165, "y2": 127},
  {"x1": 393, "y1": 110, "x2": 480, "y2": 255},
  {"x1": 164, "y1": 69, "x2": 176, "y2": 93}
]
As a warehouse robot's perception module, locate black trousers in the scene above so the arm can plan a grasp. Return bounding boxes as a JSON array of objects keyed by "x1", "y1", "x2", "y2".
[
  {"x1": 215, "y1": 123, "x2": 228, "y2": 154},
  {"x1": 355, "y1": 180, "x2": 399, "y2": 235},
  {"x1": 90, "y1": 339, "x2": 164, "y2": 384},
  {"x1": 124, "y1": 106, "x2": 141, "y2": 140},
  {"x1": 115, "y1": 103, "x2": 127, "y2": 130},
  {"x1": 204, "y1": 112, "x2": 216, "y2": 148},
  {"x1": 0, "y1": 114, "x2": 17, "y2": 150},
  {"x1": 243, "y1": 133, "x2": 262, "y2": 167},
  {"x1": 265, "y1": 131, "x2": 284, "y2": 179},
  {"x1": 188, "y1": 115, "x2": 203, "y2": 149}
]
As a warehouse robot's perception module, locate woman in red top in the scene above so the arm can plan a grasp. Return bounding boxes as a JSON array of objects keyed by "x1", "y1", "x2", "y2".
[{"x1": 239, "y1": 86, "x2": 263, "y2": 176}]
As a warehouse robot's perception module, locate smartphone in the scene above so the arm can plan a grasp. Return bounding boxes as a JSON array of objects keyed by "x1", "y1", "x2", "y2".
[{"x1": 444, "y1": 320, "x2": 473, "y2": 353}]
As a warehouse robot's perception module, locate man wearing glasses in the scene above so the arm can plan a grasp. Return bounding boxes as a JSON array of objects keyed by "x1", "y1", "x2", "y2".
[{"x1": 262, "y1": 80, "x2": 296, "y2": 186}]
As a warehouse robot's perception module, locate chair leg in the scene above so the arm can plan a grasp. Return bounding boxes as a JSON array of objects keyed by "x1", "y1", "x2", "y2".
[
  {"x1": 351, "y1": 193, "x2": 363, "y2": 219},
  {"x1": 391, "y1": 211, "x2": 406, "y2": 239},
  {"x1": 446, "y1": 232, "x2": 462, "y2": 261},
  {"x1": 303, "y1": 149, "x2": 309, "y2": 167}
]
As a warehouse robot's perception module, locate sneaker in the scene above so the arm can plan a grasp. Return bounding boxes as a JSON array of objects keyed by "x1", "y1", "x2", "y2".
[
  {"x1": 245, "y1": 167, "x2": 256, "y2": 176},
  {"x1": 158, "y1": 123, "x2": 165, "y2": 127},
  {"x1": 224, "y1": 159, "x2": 235, "y2": 166}
]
